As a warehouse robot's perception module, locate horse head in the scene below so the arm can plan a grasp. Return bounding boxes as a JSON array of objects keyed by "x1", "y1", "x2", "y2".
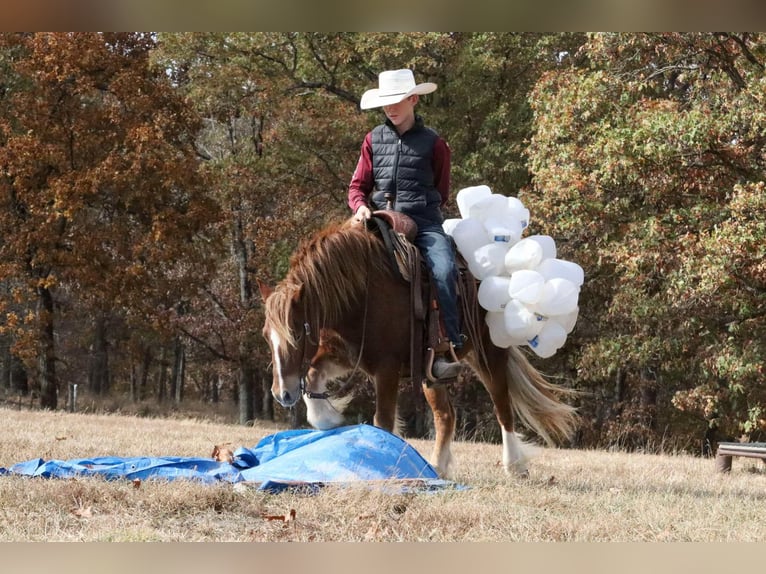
[
  {"x1": 305, "y1": 330, "x2": 354, "y2": 394},
  {"x1": 258, "y1": 279, "x2": 317, "y2": 408}
]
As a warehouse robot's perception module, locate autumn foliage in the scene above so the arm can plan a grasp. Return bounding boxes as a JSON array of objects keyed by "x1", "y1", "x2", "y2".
[
  {"x1": 1, "y1": 32, "x2": 764, "y2": 453},
  {"x1": 0, "y1": 33, "x2": 219, "y2": 409}
]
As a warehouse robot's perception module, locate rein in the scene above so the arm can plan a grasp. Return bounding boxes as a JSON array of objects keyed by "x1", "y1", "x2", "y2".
[{"x1": 299, "y1": 299, "x2": 326, "y2": 400}]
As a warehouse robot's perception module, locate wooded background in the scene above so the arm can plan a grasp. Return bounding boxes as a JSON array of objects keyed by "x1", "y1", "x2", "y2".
[{"x1": 1, "y1": 33, "x2": 763, "y2": 453}]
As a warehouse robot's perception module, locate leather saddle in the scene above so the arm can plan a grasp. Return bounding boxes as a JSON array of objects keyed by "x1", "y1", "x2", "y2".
[{"x1": 367, "y1": 211, "x2": 478, "y2": 386}]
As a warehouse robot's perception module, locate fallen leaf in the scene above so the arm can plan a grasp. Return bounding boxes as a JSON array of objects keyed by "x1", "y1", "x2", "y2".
[
  {"x1": 71, "y1": 506, "x2": 92, "y2": 518},
  {"x1": 55, "y1": 436, "x2": 68, "y2": 441},
  {"x1": 261, "y1": 509, "x2": 297, "y2": 523},
  {"x1": 211, "y1": 444, "x2": 234, "y2": 463},
  {"x1": 547, "y1": 475, "x2": 558, "y2": 486},
  {"x1": 132, "y1": 478, "x2": 142, "y2": 490}
]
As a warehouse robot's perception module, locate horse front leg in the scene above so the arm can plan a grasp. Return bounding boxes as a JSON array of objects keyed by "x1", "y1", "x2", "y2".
[
  {"x1": 422, "y1": 384, "x2": 456, "y2": 479},
  {"x1": 372, "y1": 365, "x2": 400, "y2": 433}
]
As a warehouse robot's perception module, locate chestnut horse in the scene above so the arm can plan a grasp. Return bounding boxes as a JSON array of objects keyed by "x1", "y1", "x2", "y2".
[{"x1": 259, "y1": 217, "x2": 577, "y2": 478}]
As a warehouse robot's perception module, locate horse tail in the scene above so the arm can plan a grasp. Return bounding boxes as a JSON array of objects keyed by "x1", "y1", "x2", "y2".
[{"x1": 505, "y1": 345, "x2": 579, "y2": 446}]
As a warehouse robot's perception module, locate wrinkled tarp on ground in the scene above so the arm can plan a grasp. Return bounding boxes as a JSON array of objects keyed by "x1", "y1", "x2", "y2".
[{"x1": 0, "y1": 424, "x2": 459, "y2": 492}]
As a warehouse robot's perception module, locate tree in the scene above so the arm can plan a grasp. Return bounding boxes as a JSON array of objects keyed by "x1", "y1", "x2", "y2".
[
  {"x1": 0, "y1": 33, "x2": 219, "y2": 409},
  {"x1": 526, "y1": 33, "x2": 766, "y2": 448}
]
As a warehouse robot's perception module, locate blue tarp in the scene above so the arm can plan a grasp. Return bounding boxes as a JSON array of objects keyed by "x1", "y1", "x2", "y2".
[{"x1": 0, "y1": 424, "x2": 458, "y2": 492}]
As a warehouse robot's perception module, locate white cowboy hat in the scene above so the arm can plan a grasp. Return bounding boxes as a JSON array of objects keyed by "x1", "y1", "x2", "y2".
[{"x1": 360, "y1": 69, "x2": 437, "y2": 110}]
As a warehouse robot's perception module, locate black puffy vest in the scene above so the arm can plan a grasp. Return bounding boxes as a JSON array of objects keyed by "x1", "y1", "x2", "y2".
[{"x1": 370, "y1": 117, "x2": 443, "y2": 223}]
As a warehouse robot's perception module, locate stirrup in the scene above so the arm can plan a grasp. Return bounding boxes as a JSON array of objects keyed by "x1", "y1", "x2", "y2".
[
  {"x1": 447, "y1": 340, "x2": 460, "y2": 363},
  {"x1": 424, "y1": 343, "x2": 460, "y2": 387}
]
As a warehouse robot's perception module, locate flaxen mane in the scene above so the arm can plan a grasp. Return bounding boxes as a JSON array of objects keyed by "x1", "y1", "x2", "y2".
[{"x1": 264, "y1": 219, "x2": 394, "y2": 349}]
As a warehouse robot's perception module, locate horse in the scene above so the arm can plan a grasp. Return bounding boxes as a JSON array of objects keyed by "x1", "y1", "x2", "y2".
[{"x1": 259, "y1": 217, "x2": 577, "y2": 478}]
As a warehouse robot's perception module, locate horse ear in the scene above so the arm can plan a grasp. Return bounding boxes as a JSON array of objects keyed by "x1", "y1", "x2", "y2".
[{"x1": 256, "y1": 278, "x2": 273, "y2": 301}]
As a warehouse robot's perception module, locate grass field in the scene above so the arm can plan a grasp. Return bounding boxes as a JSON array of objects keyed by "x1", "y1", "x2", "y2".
[{"x1": 1, "y1": 405, "x2": 764, "y2": 542}]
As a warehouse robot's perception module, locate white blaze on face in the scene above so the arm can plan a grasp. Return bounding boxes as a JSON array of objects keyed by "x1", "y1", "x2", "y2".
[{"x1": 269, "y1": 328, "x2": 287, "y2": 396}]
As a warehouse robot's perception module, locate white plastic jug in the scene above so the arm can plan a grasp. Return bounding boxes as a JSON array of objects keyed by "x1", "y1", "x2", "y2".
[
  {"x1": 504, "y1": 238, "x2": 544, "y2": 273},
  {"x1": 503, "y1": 298, "x2": 543, "y2": 341},
  {"x1": 485, "y1": 310, "x2": 517, "y2": 348},
  {"x1": 527, "y1": 235, "x2": 557, "y2": 261},
  {"x1": 451, "y1": 217, "x2": 489, "y2": 258},
  {"x1": 441, "y1": 218, "x2": 461, "y2": 237},
  {"x1": 483, "y1": 216, "x2": 521, "y2": 245},
  {"x1": 549, "y1": 306, "x2": 579, "y2": 334},
  {"x1": 468, "y1": 243, "x2": 507, "y2": 280},
  {"x1": 508, "y1": 269, "x2": 546, "y2": 305},
  {"x1": 467, "y1": 193, "x2": 509, "y2": 222},
  {"x1": 478, "y1": 275, "x2": 512, "y2": 312},
  {"x1": 536, "y1": 258, "x2": 585, "y2": 286},
  {"x1": 456, "y1": 185, "x2": 492, "y2": 219},
  {"x1": 528, "y1": 320, "x2": 568, "y2": 358},
  {"x1": 535, "y1": 277, "x2": 579, "y2": 317},
  {"x1": 507, "y1": 196, "x2": 530, "y2": 230}
]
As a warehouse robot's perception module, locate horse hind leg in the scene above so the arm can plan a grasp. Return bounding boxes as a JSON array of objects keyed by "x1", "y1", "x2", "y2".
[
  {"x1": 501, "y1": 429, "x2": 531, "y2": 478},
  {"x1": 494, "y1": 391, "x2": 531, "y2": 477},
  {"x1": 468, "y1": 345, "x2": 530, "y2": 477},
  {"x1": 422, "y1": 385, "x2": 456, "y2": 479}
]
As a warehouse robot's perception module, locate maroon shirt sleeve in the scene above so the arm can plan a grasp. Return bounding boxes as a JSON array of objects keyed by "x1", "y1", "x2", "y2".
[
  {"x1": 348, "y1": 132, "x2": 374, "y2": 213},
  {"x1": 433, "y1": 136, "x2": 451, "y2": 206}
]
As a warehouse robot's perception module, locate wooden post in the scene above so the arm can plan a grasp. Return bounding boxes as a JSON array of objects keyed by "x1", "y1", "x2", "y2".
[
  {"x1": 715, "y1": 453, "x2": 732, "y2": 473},
  {"x1": 715, "y1": 442, "x2": 766, "y2": 473}
]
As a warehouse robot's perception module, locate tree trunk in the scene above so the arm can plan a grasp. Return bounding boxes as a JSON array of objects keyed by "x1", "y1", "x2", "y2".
[
  {"x1": 251, "y1": 364, "x2": 264, "y2": 419},
  {"x1": 10, "y1": 352, "x2": 28, "y2": 396},
  {"x1": 261, "y1": 371, "x2": 274, "y2": 420},
  {"x1": 0, "y1": 338, "x2": 26, "y2": 394},
  {"x1": 37, "y1": 286, "x2": 57, "y2": 410},
  {"x1": 231, "y1": 209, "x2": 252, "y2": 307},
  {"x1": 211, "y1": 372, "x2": 220, "y2": 404},
  {"x1": 88, "y1": 314, "x2": 109, "y2": 395},
  {"x1": 171, "y1": 337, "x2": 185, "y2": 404},
  {"x1": 641, "y1": 379, "x2": 658, "y2": 432},
  {"x1": 1, "y1": 337, "x2": 9, "y2": 391},
  {"x1": 239, "y1": 357, "x2": 254, "y2": 425},
  {"x1": 156, "y1": 346, "x2": 167, "y2": 404},
  {"x1": 138, "y1": 346, "x2": 151, "y2": 402}
]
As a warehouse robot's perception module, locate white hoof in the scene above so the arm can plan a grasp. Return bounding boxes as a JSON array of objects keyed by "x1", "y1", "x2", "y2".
[{"x1": 502, "y1": 429, "x2": 531, "y2": 477}]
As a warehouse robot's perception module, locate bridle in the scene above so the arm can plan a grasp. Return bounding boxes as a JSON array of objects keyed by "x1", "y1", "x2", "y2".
[
  {"x1": 295, "y1": 261, "x2": 371, "y2": 401},
  {"x1": 298, "y1": 318, "x2": 330, "y2": 400}
]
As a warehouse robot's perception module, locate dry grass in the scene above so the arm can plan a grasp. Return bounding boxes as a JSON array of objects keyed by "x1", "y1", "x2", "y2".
[{"x1": 1, "y1": 405, "x2": 764, "y2": 542}]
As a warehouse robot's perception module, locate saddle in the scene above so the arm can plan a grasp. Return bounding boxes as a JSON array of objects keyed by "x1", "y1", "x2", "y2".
[{"x1": 367, "y1": 211, "x2": 481, "y2": 386}]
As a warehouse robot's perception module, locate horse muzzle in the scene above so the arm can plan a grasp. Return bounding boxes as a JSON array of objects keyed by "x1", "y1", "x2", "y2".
[{"x1": 273, "y1": 387, "x2": 300, "y2": 408}]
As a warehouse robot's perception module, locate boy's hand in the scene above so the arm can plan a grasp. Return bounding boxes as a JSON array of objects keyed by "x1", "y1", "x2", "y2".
[{"x1": 354, "y1": 205, "x2": 372, "y2": 222}]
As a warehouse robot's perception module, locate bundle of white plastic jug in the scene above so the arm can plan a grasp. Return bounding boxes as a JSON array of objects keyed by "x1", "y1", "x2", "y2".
[{"x1": 442, "y1": 185, "x2": 584, "y2": 358}]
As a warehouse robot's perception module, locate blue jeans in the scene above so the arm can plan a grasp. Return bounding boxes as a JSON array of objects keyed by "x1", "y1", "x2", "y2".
[{"x1": 411, "y1": 217, "x2": 461, "y2": 348}]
